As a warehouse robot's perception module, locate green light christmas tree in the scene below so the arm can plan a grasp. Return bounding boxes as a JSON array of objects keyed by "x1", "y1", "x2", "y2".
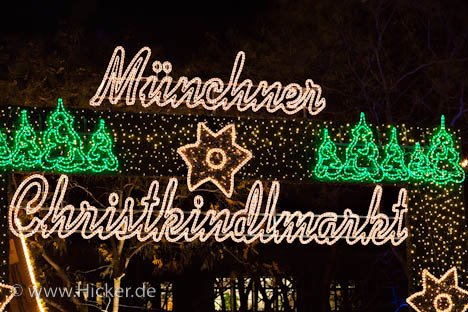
[
  {"x1": 11, "y1": 110, "x2": 42, "y2": 170},
  {"x1": 342, "y1": 113, "x2": 383, "y2": 182},
  {"x1": 42, "y1": 98, "x2": 88, "y2": 173},
  {"x1": 408, "y1": 142, "x2": 431, "y2": 181},
  {"x1": 0, "y1": 129, "x2": 11, "y2": 168},
  {"x1": 314, "y1": 128, "x2": 342, "y2": 180},
  {"x1": 381, "y1": 127, "x2": 409, "y2": 181},
  {"x1": 87, "y1": 119, "x2": 119, "y2": 172},
  {"x1": 426, "y1": 115, "x2": 465, "y2": 184}
]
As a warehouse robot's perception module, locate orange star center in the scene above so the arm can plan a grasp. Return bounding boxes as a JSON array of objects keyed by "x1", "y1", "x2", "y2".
[
  {"x1": 206, "y1": 148, "x2": 227, "y2": 170},
  {"x1": 433, "y1": 294, "x2": 453, "y2": 312}
]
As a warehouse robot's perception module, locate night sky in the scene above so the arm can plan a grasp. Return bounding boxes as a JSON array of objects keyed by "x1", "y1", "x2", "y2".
[
  {"x1": 1, "y1": 0, "x2": 468, "y2": 148},
  {"x1": 1, "y1": 0, "x2": 269, "y2": 62}
]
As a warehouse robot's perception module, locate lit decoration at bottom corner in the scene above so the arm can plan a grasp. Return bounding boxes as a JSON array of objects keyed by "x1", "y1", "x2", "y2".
[
  {"x1": 407, "y1": 267, "x2": 468, "y2": 312},
  {"x1": 0, "y1": 283, "x2": 15, "y2": 312},
  {"x1": 19, "y1": 236, "x2": 46, "y2": 312}
]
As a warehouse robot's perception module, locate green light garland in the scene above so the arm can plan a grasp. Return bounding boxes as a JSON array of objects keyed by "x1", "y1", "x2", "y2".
[
  {"x1": 42, "y1": 98, "x2": 88, "y2": 173},
  {"x1": 87, "y1": 119, "x2": 119, "y2": 172},
  {"x1": 314, "y1": 113, "x2": 465, "y2": 185},
  {"x1": 408, "y1": 142, "x2": 431, "y2": 181},
  {"x1": 381, "y1": 127, "x2": 409, "y2": 182},
  {"x1": 314, "y1": 128, "x2": 342, "y2": 180},
  {"x1": 11, "y1": 110, "x2": 42, "y2": 170},
  {"x1": 426, "y1": 115, "x2": 465, "y2": 184},
  {"x1": 342, "y1": 112, "x2": 383, "y2": 183},
  {"x1": 0, "y1": 99, "x2": 119, "y2": 173}
]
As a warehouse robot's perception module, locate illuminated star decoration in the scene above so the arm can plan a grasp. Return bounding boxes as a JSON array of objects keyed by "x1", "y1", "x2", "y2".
[
  {"x1": 407, "y1": 267, "x2": 468, "y2": 312},
  {"x1": 177, "y1": 123, "x2": 252, "y2": 198},
  {"x1": 0, "y1": 283, "x2": 15, "y2": 311}
]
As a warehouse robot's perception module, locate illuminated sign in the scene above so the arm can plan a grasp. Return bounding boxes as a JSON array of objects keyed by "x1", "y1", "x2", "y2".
[
  {"x1": 9, "y1": 174, "x2": 408, "y2": 246},
  {"x1": 90, "y1": 47, "x2": 327, "y2": 116}
]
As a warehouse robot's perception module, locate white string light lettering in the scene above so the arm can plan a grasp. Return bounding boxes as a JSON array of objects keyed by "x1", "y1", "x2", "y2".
[
  {"x1": 9, "y1": 174, "x2": 408, "y2": 246},
  {"x1": 89, "y1": 46, "x2": 327, "y2": 116}
]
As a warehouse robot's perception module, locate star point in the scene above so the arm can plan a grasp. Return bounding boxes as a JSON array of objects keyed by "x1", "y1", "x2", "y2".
[
  {"x1": 178, "y1": 122, "x2": 252, "y2": 198},
  {"x1": 0, "y1": 283, "x2": 15, "y2": 311}
]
